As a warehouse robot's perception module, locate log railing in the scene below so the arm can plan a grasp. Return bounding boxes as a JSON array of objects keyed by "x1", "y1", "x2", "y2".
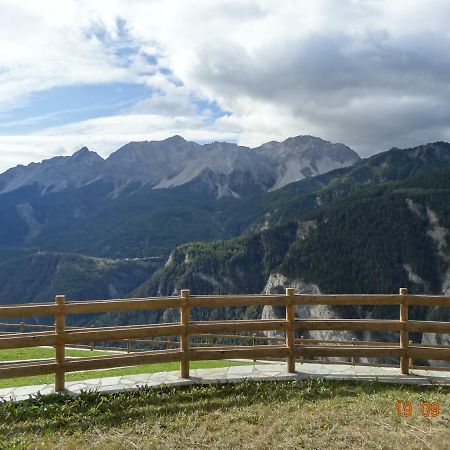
[{"x1": 0, "y1": 288, "x2": 449, "y2": 392}]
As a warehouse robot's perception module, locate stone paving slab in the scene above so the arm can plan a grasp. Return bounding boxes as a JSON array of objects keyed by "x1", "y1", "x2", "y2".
[{"x1": 1, "y1": 362, "x2": 449, "y2": 403}]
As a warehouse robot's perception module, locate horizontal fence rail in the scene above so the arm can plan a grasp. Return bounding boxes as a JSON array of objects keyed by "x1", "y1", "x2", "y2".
[{"x1": 0, "y1": 288, "x2": 449, "y2": 392}]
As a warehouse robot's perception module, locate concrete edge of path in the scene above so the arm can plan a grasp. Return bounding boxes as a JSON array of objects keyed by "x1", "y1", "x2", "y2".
[{"x1": 1, "y1": 362, "x2": 449, "y2": 403}]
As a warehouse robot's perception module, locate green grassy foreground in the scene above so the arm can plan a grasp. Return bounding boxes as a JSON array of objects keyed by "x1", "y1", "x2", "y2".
[
  {"x1": 0, "y1": 379, "x2": 449, "y2": 450},
  {"x1": 0, "y1": 348, "x2": 247, "y2": 388},
  {"x1": 0, "y1": 347, "x2": 109, "y2": 362}
]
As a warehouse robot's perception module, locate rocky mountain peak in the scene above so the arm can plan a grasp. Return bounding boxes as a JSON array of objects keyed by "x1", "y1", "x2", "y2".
[
  {"x1": 70, "y1": 147, "x2": 104, "y2": 164},
  {"x1": 163, "y1": 135, "x2": 186, "y2": 144},
  {"x1": 255, "y1": 135, "x2": 360, "y2": 191},
  {"x1": 71, "y1": 146, "x2": 96, "y2": 158},
  {"x1": 0, "y1": 134, "x2": 361, "y2": 197},
  {"x1": 73, "y1": 146, "x2": 90, "y2": 156}
]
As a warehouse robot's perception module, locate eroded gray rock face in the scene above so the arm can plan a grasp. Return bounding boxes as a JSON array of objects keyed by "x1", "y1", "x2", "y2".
[
  {"x1": 402, "y1": 199, "x2": 450, "y2": 366},
  {"x1": 263, "y1": 272, "x2": 320, "y2": 296},
  {"x1": 106, "y1": 138, "x2": 277, "y2": 197},
  {"x1": 15, "y1": 203, "x2": 42, "y2": 240},
  {"x1": 261, "y1": 270, "x2": 450, "y2": 367},
  {"x1": 442, "y1": 270, "x2": 450, "y2": 296},
  {"x1": 418, "y1": 206, "x2": 450, "y2": 366},
  {"x1": 403, "y1": 263, "x2": 428, "y2": 291},
  {"x1": 422, "y1": 330, "x2": 450, "y2": 368},
  {"x1": 262, "y1": 273, "x2": 355, "y2": 347},
  {"x1": 0, "y1": 147, "x2": 104, "y2": 195},
  {"x1": 256, "y1": 135, "x2": 360, "y2": 191},
  {"x1": 0, "y1": 135, "x2": 360, "y2": 198}
]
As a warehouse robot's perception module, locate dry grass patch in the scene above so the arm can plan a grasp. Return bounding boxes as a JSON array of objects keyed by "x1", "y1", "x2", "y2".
[{"x1": 0, "y1": 379, "x2": 449, "y2": 449}]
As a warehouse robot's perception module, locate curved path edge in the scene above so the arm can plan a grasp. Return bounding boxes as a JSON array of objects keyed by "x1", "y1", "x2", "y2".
[{"x1": 1, "y1": 362, "x2": 450, "y2": 402}]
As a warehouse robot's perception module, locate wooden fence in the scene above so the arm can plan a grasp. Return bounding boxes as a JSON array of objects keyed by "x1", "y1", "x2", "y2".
[{"x1": 0, "y1": 288, "x2": 449, "y2": 392}]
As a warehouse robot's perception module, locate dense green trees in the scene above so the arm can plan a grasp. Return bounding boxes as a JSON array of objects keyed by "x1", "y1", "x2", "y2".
[{"x1": 1, "y1": 142, "x2": 450, "y2": 329}]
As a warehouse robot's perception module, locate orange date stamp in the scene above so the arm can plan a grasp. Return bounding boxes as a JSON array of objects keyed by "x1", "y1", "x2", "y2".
[{"x1": 396, "y1": 401, "x2": 446, "y2": 417}]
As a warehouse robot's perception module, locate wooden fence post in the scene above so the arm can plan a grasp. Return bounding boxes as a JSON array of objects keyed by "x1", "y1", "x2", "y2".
[
  {"x1": 399, "y1": 288, "x2": 409, "y2": 375},
  {"x1": 19, "y1": 321, "x2": 25, "y2": 333},
  {"x1": 286, "y1": 288, "x2": 296, "y2": 373},
  {"x1": 55, "y1": 295, "x2": 66, "y2": 392},
  {"x1": 180, "y1": 289, "x2": 190, "y2": 378}
]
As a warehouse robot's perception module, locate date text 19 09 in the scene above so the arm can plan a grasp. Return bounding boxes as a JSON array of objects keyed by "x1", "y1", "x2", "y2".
[{"x1": 396, "y1": 401, "x2": 447, "y2": 417}]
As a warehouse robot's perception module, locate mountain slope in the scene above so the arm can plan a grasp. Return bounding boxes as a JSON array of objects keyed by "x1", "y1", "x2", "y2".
[
  {"x1": 141, "y1": 183, "x2": 449, "y2": 299},
  {"x1": 0, "y1": 135, "x2": 359, "y2": 259},
  {"x1": 143, "y1": 143, "x2": 450, "y2": 298},
  {"x1": 0, "y1": 252, "x2": 160, "y2": 325},
  {"x1": 138, "y1": 145, "x2": 450, "y2": 352},
  {"x1": 226, "y1": 141, "x2": 450, "y2": 233}
]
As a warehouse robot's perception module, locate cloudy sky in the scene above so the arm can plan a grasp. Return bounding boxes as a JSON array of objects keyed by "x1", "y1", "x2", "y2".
[{"x1": 1, "y1": 0, "x2": 450, "y2": 173}]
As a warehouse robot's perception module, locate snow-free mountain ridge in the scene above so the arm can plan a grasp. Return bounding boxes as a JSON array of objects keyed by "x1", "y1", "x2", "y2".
[{"x1": 0, "y1": 135, "x2": 360, "y2": 197}]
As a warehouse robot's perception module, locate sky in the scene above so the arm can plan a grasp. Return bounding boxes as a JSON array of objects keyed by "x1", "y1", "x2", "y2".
[{"x1": 1, "y1": 0, "x2": 450, "y2": 173}]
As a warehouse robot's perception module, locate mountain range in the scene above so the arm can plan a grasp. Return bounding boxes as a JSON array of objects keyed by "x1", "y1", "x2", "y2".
[
  {"x1": 0, "y1": 136, "x2": 449, "y2": 359},
  {"x1": 0, "y1": 135, "x2": 358, "y2": 258},
  {"x1": 0, "y1": 135, "x2": 358, "y2": 196}
]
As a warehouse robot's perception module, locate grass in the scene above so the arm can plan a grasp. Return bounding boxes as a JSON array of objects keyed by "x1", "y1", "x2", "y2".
[
  {"x1": 0, "y1": 347, "x2": 248, "y2": 389},
  {"x1": 0, "y1": 347, "x2": 110, "y2": 362},
  {"x1": 0, "y1": 379, "x2": 448, "y2": 449}
]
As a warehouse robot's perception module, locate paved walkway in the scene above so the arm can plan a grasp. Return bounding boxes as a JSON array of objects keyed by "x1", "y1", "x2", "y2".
[{"x1": 1, "y1": 362, "x2": 450, "y2": 402}]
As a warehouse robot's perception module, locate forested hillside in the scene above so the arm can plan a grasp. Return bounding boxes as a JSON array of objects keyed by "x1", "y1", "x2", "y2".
[
  {"x1": 0, "y1": 252, "x2": 158, "y2": 313},
  {"x1": 144, "y1": 144, "x2": 450, "y2": 299},
  {"x1": 1, "y1": 140, "x2": 450, "y2": 346},
  {"x1": 139, "y1": 144, "x2": 450, "y2": 351}
]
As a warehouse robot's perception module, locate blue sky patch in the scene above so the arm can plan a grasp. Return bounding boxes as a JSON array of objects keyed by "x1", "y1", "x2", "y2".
[{"x1": 0, "y1": 82, "x2": 152, "y2": 134}]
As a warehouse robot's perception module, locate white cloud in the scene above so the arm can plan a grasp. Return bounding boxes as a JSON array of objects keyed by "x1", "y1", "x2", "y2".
[
  {"x1": 0, "y1": 0, "x2": 169, "y2": 113},
  {"x1": 1, "y1": 0, "x2": 450, "y2": 172},
  {"x1": 0, "y1": 113, "x2": 241, "y2": 172}
]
